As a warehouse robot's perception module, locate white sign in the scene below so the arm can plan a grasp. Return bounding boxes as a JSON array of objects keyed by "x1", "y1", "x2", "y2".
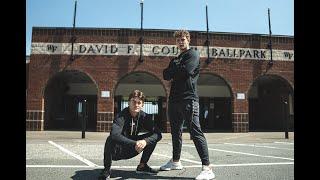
[
  {"x1": 31, "y1": 42, "x2": 294, "y2": 61},
  {"x1": 236, "y1": 93, "x2": 245, "y2": 100},
  {"x1": 101, "y1": 91, "x2": 110, "y2": 98}
]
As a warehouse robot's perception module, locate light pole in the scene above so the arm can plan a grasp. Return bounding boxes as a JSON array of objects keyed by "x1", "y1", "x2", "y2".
[
  {"x1": 70, "y1": 0, "x2": 77, "y2": 61},
  {"x1": 267, "y1": 8, "x2": 273, "y2": 66},
  {"x1": 139, "y1": 0, "x2": 144, "y2": 62},
  {"x1": 205, "y1": 3, "x2": 211, "y2": 64}
]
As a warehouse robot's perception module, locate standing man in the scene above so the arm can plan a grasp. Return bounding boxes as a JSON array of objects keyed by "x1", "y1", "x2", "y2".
[
  {"x1": 99, "y1": 90, "x2": 162, "y2": 179},
  {"x1": 161, "y1": 30, "x2": 215, "y2": 180}
]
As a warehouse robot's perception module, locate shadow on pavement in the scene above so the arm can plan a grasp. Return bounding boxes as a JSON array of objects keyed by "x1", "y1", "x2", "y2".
[
  {"x1": 71, "y1": 169, "x2": 194, "y2": 180},
  {"x1": 71, "y1": 169, "x2": 101, "y2": 180}
]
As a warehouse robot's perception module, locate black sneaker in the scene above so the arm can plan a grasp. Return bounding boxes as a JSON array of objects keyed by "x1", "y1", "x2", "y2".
[
  {"x1": 98, "y1": 169, "x2": 110, "y2": 180},
  {"x1": 136, "y1": 164, "x2": 158, "y2": 175}
]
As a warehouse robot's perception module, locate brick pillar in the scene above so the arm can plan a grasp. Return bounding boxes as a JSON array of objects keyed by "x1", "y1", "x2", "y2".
[
  {"x1": 160, "y1": 97, "x2": 170, "y2": 133},
  {"x1": 232, "y1": 113, "x2": 249, "y2": 132},
  {"x1": 232, "y1": 98, "x2": 249, "y2": 132},
  {"x1": 26, "y1": 98, "x2": 45, "y2": 131},
  {"x1": 96, "y1": 80, "x2": 114, "y2": 132},
  {"x1": 96, "y1": 112, "x2": 114, "y2": 132},
  {"x1": 162, "y1": 97, "x2": 173, "y2": 133}
]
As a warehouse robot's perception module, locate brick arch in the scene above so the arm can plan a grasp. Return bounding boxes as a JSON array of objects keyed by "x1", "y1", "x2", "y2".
[
  {"x1": 42, "y1": 68, "x2": 99, "y2": 97},
  {"x1": 247, "y1": 73, "x2": 294, "y2": 131},
  {"x1": 112, "y1": 70, "x2": 168, "y2": 98},
  {"x1": 247, "y1": 74, "x2": 294, "y2": 96},
  {"x1": 42, "y1": 69, "x2": 99, "y2": 131},
  {"x1": 198, "y1": 72, "x2": 235, "y2": 132},
  {"x1": 112, "y1": 70, "x2": 170, "y2": 132},
  {"x1": 199, "y1": 72, "x2": 235, "y2": 99}
]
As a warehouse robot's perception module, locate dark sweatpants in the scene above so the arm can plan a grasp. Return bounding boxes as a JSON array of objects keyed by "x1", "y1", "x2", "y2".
[
  {"x1": 169, "y1": 100, "x2": 210, "y2": 165},
  {"x1": 103, "y1": 132, "x2": 159, "y2": 170}
]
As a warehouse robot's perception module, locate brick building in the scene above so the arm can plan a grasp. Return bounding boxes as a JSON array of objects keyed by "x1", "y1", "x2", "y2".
[{"x1": 26, "y1": 27, "x2": 294, "y2": 133}]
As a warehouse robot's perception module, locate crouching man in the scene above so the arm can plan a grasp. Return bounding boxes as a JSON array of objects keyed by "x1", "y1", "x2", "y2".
[{"x1": 99, "y1": 89, "x2": 162, "y2": 179}]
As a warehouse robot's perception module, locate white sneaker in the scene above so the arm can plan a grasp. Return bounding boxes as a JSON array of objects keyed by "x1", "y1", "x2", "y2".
[
  {"x1": 160, "y1": 159, "x2": 183, "y2": 171},
  {"x1": 195, "y1": 165, "x2": 215, "y2": 180}
]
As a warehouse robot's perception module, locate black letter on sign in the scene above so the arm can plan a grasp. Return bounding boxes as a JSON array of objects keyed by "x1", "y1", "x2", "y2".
[
  {"x1": 152, "y1": 46, "x2": 160, "y2": 54},
  {"x1": 260, "y1": 51, "x2": 266, "y2": 59},
  {"x1": 162, "y1": 46, "x2": 170, "y2": 54},
  {"x1": 128, "y1": 45, "x2": 133, "y2": 54},
  {"x1": 96, "y1": 45, "x2": 103, "y2": 53},
  {"x1": 212, "y1": 48, "x2": 218, "y2": 57},
  {"x1": 111, "y1": 45, "x2": 118, "y2": 53},
  {"x1": 79, "y1": 45, "x2": 86, "y2": 53},
  {"x1": 87, "y1": 45, "x2": 95, "y2": 54}
]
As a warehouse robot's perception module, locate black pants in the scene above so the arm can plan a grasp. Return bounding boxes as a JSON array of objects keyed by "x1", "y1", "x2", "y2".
[
  {"x1": 169, "y1": 100, "x2": 210, "y2": 165},
  {"x1": 103, "y1": 133, "x2": 158, "y2": 170}
]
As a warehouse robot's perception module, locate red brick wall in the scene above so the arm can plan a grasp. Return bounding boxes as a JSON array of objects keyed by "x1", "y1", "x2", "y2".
[{"x1": 26, "y1": 27, "x2": 294, "y2": 132}]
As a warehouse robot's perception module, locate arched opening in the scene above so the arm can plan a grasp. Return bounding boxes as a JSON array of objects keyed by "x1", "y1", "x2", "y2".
[
  {"x1": 248, "y1": 75, "x2": 294, "y2": 131},
  {"x1": 198, "y1": 73, "x2": 233, "y2": 132},
  {"x1": 114, "y1": 72, "x2": 166, "y2": 131},
  {"x1": 44, "y1": 70, "x2": 98, "y2": 131}
]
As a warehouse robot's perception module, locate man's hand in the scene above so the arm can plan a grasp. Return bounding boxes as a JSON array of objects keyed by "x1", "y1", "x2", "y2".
[
  {"x1": 172, "y1": 57, "x2": 183, "y2": 66},
  {"x1": 173, "y1": 58, "x2": 181, "y2": 67},
  {"x1": 135, "y1": 140, "x2": 147, "y2": 153},
  {"x1": 169, "y1": 58, "x2": 178, "y2": 69}
]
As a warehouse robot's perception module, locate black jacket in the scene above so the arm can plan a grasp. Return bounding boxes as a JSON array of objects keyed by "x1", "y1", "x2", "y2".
[
  {"x1": 110, "y1": 107, "x2": 162, "y2": 146},
  {"x1": 163, "y1": 48, "x2": 200, "y2": 102}
]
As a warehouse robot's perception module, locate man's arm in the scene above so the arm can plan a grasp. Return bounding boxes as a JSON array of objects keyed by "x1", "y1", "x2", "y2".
[
  {"x1": 163, "y1": 58, "x2": 177, "y2": 80},
  {"x1": 140, "y1": 115, "x2": 162, "y2": 145},
  {"x1": 110, "y1": 116, "x2": 136, "y2": 146},
  {"x1": 181, "y1": 50, "x2": 200, "y2": 78},
  {"x1": 172, "y1": 50, "x2": 200, "y2": 80}
]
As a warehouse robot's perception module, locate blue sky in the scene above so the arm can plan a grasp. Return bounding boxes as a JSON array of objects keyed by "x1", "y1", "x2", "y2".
[{"x1": 26, "y1": 0, "x2": 294, "y2": 56}]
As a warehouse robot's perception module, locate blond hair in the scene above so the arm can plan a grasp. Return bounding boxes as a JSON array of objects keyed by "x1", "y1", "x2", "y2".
[{"x1": 173, "y1": 29, "x2": 190, "y2": 42}]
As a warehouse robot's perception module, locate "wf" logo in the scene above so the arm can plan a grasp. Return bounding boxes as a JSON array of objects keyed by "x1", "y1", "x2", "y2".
[
  {"x1": 47, "y1": 44, "x2": 57, "y2": 53},
  {"x1": 283, "y1": 52, "x2": 294, "y2": 60}
]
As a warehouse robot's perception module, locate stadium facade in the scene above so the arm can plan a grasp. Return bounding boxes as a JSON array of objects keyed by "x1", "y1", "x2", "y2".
[{"x1": 26, "y1": 27, "x2": 294, "y2": 132}]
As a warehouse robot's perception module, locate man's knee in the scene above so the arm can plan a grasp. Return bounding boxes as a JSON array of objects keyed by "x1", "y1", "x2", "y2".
[
  {"x1": 157, "y1": 133, "x2": 162, "y2": 142},
  {"x1": 104, "y1": 136, "x2": 113, "y2": 148},
  {"x1": 171, "y1": 130, "x2": 182, "y2": 138},
  {"x1": 106, "y1": 135, "x2": 112, "y2": 142},
  {"x1": 190, "y1": 126, "x2": 205, "y2": 140},
  {"x1": 145, "y1": 133, "x2": 162, "y2": 147}
]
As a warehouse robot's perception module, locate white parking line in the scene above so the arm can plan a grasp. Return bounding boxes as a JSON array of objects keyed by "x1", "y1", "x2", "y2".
[
  {"x1": 27, "y1": 165, "x2": 93, "y2": 168},
  {"x1": 181, "y1": 144, "x2": 294, "y2": 161},
  {"x1": 218, "y1": 134, "x2": 252, "y2": 140},
  {"x1": 207, "y1": 162, "x2": 294, "y2": 167},
  {"x1": 180, "y1": 162, "x2": 294, "y2": 167},
  {"x1": 152, "y1": 152, "x2": 202, "y2": 164},
  {"x1": 274, "y1": 141, "x2": 294, "y2": 145},
  {"x1": 48, "y1": 141, "x2": 98, "y2": 167},
  {"x1": 26, "y1": 162, "x2": 293, "y2": 168},
  {"x1": 224, "y1": 143, "x2": 294, "y2": 150}
]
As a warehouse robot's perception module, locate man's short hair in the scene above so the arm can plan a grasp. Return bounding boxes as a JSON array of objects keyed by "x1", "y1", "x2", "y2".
[
  {"x1": 128, "y1": 89, "x2": 146, "y2": 102},
  {"x1": 173, "y1": 29, "x2": 190, "y2": 42}
]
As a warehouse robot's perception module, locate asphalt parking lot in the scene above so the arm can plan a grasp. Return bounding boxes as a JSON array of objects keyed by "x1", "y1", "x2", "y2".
[{"x1": 26, "y1": 131, "x2": 294, "y2": 180}]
